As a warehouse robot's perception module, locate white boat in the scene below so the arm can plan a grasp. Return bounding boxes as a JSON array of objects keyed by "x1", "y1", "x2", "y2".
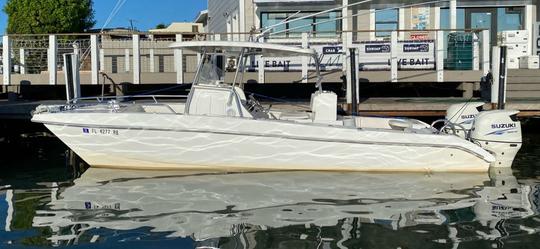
[{"x1": 32, "y1": 41, "x2": 522, "y2": 172}]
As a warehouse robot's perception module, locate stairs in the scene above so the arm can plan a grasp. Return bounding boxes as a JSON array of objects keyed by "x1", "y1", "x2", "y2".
[{"x1": 507, "y1": 69, "x2": 540, "y2": 98}]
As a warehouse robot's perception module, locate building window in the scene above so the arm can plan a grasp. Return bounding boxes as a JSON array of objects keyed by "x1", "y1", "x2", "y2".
[
  {"x1": 111, "y1": 56, "x2": 118, "y2": 73},
  {"x1": 497, "y1": 7, "x2": 523, "y2": 31},
  {"x1": 440, "y1": 8, "x2": 465, "y2": 29},
  {"x1": 375, "y1": 9, "x2": 399, "y2": 38},
  {"x1": 158, "y1": 55, "x2": 164, "y2": 73},
  {"x1": 315, "y1": 11, "x2": 341, "y2": 37},
  {"x1": 440, "y1": 7, "x2": 523, "y2": 31},
  {"x1": 261, "y1": 11, "x2": 342, "y2": 38}
]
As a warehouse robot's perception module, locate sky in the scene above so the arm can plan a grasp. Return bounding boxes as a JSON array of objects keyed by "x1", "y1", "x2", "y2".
[{"x1": 0, "y1": 0, "x2": 207, "y2": 34}]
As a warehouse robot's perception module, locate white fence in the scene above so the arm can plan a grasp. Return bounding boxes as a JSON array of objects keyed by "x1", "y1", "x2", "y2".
[{"x1": 0, "y1": 30, "x2": 491, "y2": 87}]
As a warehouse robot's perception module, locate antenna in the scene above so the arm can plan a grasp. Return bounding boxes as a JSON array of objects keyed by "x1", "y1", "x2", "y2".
[{"x1": 129, "y1": 19, "x2": 137, "y2": 31}]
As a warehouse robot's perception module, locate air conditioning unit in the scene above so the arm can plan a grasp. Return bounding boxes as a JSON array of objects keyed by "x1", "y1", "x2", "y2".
[
  {"x1": 506, "y1": 43, "x2": 529, "y2": 57},
  {"x1": 507, "y1": 57, "x2": 520, "y2": 69},
  {"x1": 498, "y1": 30, "x2": 529, "y2": 45},
  {"x1": 519, "y1": 55, "x2": 540, "y2": 69}
]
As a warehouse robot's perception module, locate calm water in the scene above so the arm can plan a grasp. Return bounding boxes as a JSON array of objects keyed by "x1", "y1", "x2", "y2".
[{"x1": 0, "y1": 129, "x2": 539, "y2": 249}]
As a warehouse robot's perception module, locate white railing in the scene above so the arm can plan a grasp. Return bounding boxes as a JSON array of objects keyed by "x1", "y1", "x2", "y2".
[{"x1": 1, "y1": 30, "x2": 491, "y2": 87}]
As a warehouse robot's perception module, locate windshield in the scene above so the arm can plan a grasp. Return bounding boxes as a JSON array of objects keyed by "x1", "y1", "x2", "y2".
[{"x1": 194, "y1": 55, "x2": 226, "y2": 85}]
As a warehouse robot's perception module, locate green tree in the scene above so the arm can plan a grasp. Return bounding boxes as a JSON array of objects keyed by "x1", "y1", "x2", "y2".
[
  {"x1": 4, "y1": 0, "x2": 95, "y2": 34},
  {"x1": 155, "y1": 23, "x2": 167, "y2": 29}
]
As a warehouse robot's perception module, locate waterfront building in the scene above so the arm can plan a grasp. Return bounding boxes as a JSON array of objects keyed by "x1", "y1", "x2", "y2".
[
  {"x1": 201, "y1": 0, "x2": 540, "y2": 100},
  {"x1": 207, "y1": 0, "x2": 536, "y2": 53}
]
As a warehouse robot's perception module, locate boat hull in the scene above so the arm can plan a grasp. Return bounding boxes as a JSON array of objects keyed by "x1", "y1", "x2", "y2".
[{"x1": 34, "y1": 113, "x2": 494, "y2": 173}]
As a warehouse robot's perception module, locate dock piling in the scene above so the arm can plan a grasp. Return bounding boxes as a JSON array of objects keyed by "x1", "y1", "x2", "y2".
[
  {"x1": 390, "y1": 31, "x2": 398, "y2": 82},
  {"x1": 497, "y1": 46, "x2": 508, "y2": 110},
  {"x1": 90, "y1": 35, "x2": 100, "y2": 85},
  {"x1": 132, "y1": 34, "x2": 141, "y2": 84},
  {"x1": 3, "y1": 36, "x2": 11, "y2": 86},
  {"x1": 349, "y1": 48, "x2": 358, "y2": 116},
  {"x1": 48, "y1": 35, "x2": 57, "y2": 85},
  {"x1": 174, "y1": 34, "x2": 184, "y2": 84}
]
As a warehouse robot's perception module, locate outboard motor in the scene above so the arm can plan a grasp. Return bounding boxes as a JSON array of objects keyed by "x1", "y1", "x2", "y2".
[
  {"x1": 470, "y1": 110, "x2": 522, "y2": 168},
  {"x1": 444, "y1": 102, "x2": 485, "y2": 138}
]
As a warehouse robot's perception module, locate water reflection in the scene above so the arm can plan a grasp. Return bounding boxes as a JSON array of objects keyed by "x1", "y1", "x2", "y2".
[{"x1": 2, "y1": 166, "x2": 539, "y2": 248}]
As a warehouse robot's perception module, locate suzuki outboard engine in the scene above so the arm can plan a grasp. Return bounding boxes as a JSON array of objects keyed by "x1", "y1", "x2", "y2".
[
  {"x1": 470, "y1": 110, "x2": 522, "y2": 167},
  {"x1": 444, "y1": 102, "x2": 485, "y2": 138}
]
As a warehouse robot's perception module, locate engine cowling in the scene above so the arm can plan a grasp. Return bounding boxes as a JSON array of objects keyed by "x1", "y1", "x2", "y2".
[{"x1": 470, "y1": 110, "x2": 522, "y2": 168}]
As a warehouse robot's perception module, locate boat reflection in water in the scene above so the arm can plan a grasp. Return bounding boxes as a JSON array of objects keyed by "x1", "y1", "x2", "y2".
[{"x1": 31, "y1": 168, "x2": 540, "y2": 248}]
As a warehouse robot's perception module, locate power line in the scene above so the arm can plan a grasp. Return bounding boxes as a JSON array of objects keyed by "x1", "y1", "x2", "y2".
[{"x1": 101, "y1": 0, "x2": 128, "y2": 32}]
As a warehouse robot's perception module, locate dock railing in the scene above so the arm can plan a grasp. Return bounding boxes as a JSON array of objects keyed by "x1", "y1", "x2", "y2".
[{"x1": 1, "y1": 29, "x2": 490, "y2": 90}]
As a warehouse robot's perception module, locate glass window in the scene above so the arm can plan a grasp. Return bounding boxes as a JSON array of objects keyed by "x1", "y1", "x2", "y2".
[
  {"x1": 375, "y1": 9, "x2": 399, "y2": 38},
  {"x1": 440, "y1": 8, "x2": 465, "y2": 29},
  {"x1": 261, "y1": 13, "x2": 287, "y2": 38},
  {"x1": 289, "y1": 13, "x2": 313, "y2": 38},
  {"x1": 260, "y1": 11, "x2": 341, "y2": 38},
  {"x1": 497, "y1": 7, "x2": 523, "y2": 31},
  {"x1": 315, "y1": 12, "x2": 341, "y2": 37},
  {"x1": 440, "y1": 8, "x2": 465, "y2": 60}
]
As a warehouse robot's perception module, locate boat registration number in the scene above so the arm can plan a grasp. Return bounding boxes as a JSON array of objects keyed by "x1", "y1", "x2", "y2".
[{"x1": 83, "y1": 128, "x2": 119, "y2": 136}]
